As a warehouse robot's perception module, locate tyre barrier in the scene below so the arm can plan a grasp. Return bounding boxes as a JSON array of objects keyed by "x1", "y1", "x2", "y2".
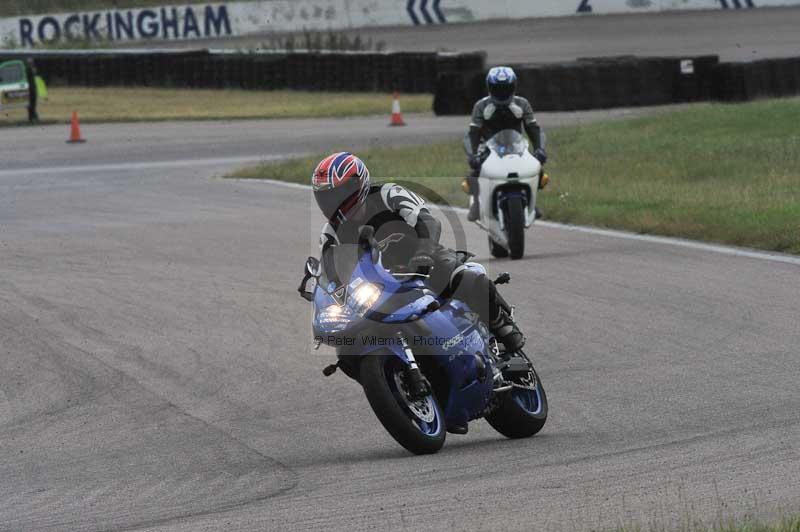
[
  {"x1": 713, "y1": 57, "x2": 800, "y2": 101},
  {"x1": 433, "y1": 55, "x2": 800, "y2": 115},
  {"x1": 2, "y1": 50, "x2": 798, "y2": 112},
  {"x1": 433, "y1": 56, "x2": 708, "y2": 115},
  {"x1": 0, "y1": 49, "x2": 486, "y2": 94}
]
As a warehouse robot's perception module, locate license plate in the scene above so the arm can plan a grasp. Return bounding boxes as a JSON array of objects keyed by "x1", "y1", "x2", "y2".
[{"x1": 4, "y1": 90, "x2": 28, "y2": 101}]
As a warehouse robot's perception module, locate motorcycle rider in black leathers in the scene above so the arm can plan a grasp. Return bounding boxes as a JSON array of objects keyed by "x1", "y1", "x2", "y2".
[
  {"x1": 465, "y1": 66, "x2": 548, "y2": 222},
  {"x1": 312, "y1": 152, "x2": 525, "y2": 364}
]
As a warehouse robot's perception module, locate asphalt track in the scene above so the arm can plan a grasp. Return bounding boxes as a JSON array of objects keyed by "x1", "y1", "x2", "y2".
[
  {"x1": 1, "y1": 111, "x2": 799, "y2": 532},
  {"x1": 190, "y1": 7, "x2": 800, "y2": 64}
]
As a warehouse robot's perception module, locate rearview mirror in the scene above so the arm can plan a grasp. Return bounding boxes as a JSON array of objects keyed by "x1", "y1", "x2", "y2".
[
  {"x1": 306, "y1": 256, "x2": 321, "y2": 277},
  {"x1": 298, "y1": 257, "x2": 321, "y2": 302}
]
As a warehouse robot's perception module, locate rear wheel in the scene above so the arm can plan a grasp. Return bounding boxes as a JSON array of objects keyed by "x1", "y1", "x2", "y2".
[
  {"x1": 361, "y1": 353, "x2": 446, "y2": 455},
  {"x1": 505, "y1": 196, "x2": 526, "y2": 260},
  {"x1": 485, "y1": 361, "x2": 548, "y2": 439},
  {"x1": 488, "y1": 236, "x2": 508, "y2": 258}
]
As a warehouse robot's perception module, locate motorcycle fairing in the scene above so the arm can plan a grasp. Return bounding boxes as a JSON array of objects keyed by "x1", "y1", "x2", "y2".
[
  {"x1": 478, "y1": 129, "x2": 542, "y2": 235},
  {"x1": 313, "y1": 250, "x2": 495, "y2": 426}
]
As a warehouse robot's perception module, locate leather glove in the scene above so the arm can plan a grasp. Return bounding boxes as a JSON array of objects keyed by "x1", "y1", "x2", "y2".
[
  {"x1": 468, "y1": 154, "x2": 483, "y2": 170},
  {"x1": 533, "y1": 148, "x2": 548, "y2": 164},
  {"x1": 408, "y1": 251, "x2": 435, "y2": 275}
]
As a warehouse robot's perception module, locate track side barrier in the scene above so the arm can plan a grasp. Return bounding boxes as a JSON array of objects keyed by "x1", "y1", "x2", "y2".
[
  {"x1": 2, "y1": 49, "x2": 799, "y2": 113},
  {"x1": 0, "y1": 49, "x2": 486, "y2": 94},
  {"x1": 432, "y1": 55, "x2": 800, "y2": 115}
]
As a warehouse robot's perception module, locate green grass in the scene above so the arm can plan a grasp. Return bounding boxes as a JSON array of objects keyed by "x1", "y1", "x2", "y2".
[
  {"x1": 717, "y1": 518, "x2": 800, "y2": 532},
  {"x1": 0, "y1": 0, "x2": 225, "y2": 17},
  {"x1": 0, "y1": 87, "x2": 432, "y2": 125},
  {"x1": 231, "y1": 98, "x2": 800, "y2": 254}
]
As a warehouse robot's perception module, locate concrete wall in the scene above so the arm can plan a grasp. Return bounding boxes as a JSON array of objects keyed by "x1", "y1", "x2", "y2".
[{"x1": 2, "y1": 0, "x2": 800, "y2": 48}]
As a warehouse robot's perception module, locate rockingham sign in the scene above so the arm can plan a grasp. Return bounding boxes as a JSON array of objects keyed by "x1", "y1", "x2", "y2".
[
  {"x1": 2, "y1": 0, "x2": 800, "y2": 48},
  {"x1": 5, "y1": 4, "x2": 232, "y2": 47}
]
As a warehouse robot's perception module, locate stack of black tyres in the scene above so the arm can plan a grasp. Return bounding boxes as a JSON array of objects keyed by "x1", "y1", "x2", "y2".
[
  {"x1": 0, "y1": 50, "x2": 487, "y2": 93},
  {"x1": 433, "y1": 55, "x2": 735, "y2": 115},
  {"x1": 4, "y1": 50, "x2": 800, "y2": 104}
]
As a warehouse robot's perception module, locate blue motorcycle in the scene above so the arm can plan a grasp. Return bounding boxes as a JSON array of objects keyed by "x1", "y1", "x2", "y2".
[{"x1": 298, "y1": 227, "x2": 548, "y2": 455}]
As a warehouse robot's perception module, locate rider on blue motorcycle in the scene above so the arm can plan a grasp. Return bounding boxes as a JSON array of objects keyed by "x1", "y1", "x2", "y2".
[
  {"x1": 465, "y1": 66, "x2": 548, "y2": 222},
  {"x1": 312, "y1": 152, "x2": 525, "y2": 354}
]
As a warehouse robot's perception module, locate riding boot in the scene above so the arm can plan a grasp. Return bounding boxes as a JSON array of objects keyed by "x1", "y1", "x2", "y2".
[
  {"x1": 467, "y1": 194, "x2": 480, "y2": 222},
  {"x1": 448, "y1": 265, "x2": 523, "y2": 352},
  {"x1": 490, "y1": 307, "x2": 525, "y2": 353},
  {"x1": 447, "y1": 422, "x2": 469, "y2": 435},
  {"x1": 465, "y1": 174, "x2": 480, "y2": 222}
]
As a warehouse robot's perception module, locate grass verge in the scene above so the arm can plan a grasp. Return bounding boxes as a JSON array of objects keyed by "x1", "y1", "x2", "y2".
[
  {"x1": 0, "y1": 87, "x2": 432, "y2": 125},
  {"x1": 617, "y1": 516, "x2": 800, "y2": 531},
  {"x1": 230, "y1": 98, "x2": 800, "y2": 254}
]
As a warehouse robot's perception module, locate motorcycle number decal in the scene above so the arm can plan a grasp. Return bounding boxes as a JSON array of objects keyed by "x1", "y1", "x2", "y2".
[{"x1": 443, "y1": 333, "x2": 465, "y2": 351}]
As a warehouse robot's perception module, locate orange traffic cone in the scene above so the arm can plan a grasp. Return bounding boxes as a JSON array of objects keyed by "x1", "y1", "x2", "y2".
[
  {"x1": 66, "y1": 111, "x2": 86, "y2": 144},
  {"x1": 389, "y1": 92, "x2": 406, "y2": 127}
]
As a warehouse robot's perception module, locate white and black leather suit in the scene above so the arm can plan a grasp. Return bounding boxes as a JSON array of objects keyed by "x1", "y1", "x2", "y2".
[
  {"x1": 466, "y1": 95, "x2": 545, "y2": 177},
  {"x1": 319, "y1": 182, "x2": 505, "y2": 330}
]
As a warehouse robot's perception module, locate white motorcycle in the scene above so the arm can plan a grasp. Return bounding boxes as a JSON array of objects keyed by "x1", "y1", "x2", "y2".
[{"x1": 467, "y1": 129, "x2": 544, "y2": 260}]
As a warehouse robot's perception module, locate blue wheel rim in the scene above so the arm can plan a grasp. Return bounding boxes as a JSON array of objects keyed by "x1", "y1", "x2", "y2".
[
  {"x1": 512, "y1": 372, "x2": 543, "y2": 415},
  {"x1": 384, "y1": 359, "x2": 442, "y2": 436}
]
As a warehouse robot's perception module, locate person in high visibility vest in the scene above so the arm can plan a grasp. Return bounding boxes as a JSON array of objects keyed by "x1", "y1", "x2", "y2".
[{"x1": 25, "y1": 58, "x2": 39, "y2": 123}]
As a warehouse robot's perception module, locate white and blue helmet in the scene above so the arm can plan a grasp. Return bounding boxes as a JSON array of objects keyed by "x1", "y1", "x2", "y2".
[{"x1": 486, "y1": 66, "x2": 517, "y2": 105}]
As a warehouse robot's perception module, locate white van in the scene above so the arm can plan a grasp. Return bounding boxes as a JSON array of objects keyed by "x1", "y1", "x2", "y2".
[{"x1": 0, "y1": 60, "x2": 30, "y2": 111}]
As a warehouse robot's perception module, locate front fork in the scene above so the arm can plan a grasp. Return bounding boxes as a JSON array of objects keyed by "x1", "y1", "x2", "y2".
[{"x1": 398, "y1": 334, "x2": 432, "y2": 399}]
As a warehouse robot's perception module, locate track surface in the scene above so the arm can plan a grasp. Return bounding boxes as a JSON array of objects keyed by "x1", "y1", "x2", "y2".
[
  {"x1": 0, "y1": 106, "x2": 676, "y2": 171},
  {"x1": 189, "y1": 7, "x2": 800, "y2": 64},
  {"x1": 1, "y1": 114, "x2": 799, "y2": 532}
]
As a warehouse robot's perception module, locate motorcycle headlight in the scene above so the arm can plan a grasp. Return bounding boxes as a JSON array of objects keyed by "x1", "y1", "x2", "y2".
[
  {"x1": 350, "y1": 283, "x2": 381, "y2": 315},
  {"x1": 317, "y1": 304, "x2": 351, "y2": 327}
]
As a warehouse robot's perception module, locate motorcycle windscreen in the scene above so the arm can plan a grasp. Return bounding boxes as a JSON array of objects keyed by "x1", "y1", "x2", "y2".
[
  {"x1": 486, "y1": 129, "x2": 528, "y2": 157},
  {"x1": 320, "y1": 243, "x2": 360, "y2": 293}
]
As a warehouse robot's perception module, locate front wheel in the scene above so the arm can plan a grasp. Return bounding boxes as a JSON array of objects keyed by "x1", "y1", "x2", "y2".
[
  {"x1": 485, "y1": 363, "x2": 548, "y2": 439},
  {"x1": 360, "y1": 353, "x2": 446, "y2": 455},
  {"x1": 505, "y1": 196, "x2": 526, "y2": 260}
]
